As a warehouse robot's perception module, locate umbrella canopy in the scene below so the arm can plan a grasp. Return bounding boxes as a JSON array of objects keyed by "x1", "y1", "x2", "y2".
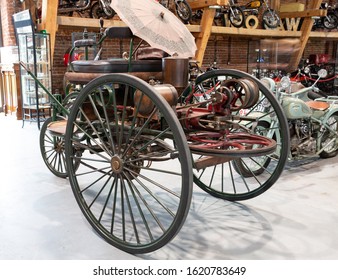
[{"x1": 110, "y1": 0, "x2": 197, "y2": 58}]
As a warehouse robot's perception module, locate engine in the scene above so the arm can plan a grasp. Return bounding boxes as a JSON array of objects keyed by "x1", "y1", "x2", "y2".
[{"x1": 289, "y1": 119, "x2": 317, "y2": 157}]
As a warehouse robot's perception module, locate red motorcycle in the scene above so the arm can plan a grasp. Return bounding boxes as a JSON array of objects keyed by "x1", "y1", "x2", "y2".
[{"x1": 270, "y1": 55, "x2": 337, "y2": 96}]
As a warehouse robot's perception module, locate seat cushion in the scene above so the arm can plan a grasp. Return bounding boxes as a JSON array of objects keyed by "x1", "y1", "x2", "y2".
[{"x1": 71, "y1": 59, "x2": 163, "y2": 73}]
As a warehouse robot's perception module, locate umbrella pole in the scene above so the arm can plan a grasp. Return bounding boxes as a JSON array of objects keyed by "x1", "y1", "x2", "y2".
[
  {"x1": 131, "y1": 39, "x2": 144, "y2": 57},
  {"x1": 127, "y1": 39, "x2": 145, "y2": 72},
  {"x1": 128, "y1": 38, "x2": 134, "y2": 72}
]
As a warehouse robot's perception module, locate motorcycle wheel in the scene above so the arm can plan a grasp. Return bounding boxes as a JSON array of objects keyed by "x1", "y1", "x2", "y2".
[
  {"x1": 319, "y1": 113, "x2": 338, "y2": 158},
  {"x1": 262, "y1": 9, "x2": 280, "y2": 29},
  {"x1": 175, "y1": 0, "x2": 193, "y2": 23},
  {"x1": 228, "y1": 7, "x2": 245, "y2": 28},
  {"x1": 323, "y1": 13, "x2": 338, "y2": 29},
  {"x1": 90, "y1": 1, "x2": 116, "y2": 19},
  {"x1": 232, "y1": 121, "x2": 272, "y2": 177}
]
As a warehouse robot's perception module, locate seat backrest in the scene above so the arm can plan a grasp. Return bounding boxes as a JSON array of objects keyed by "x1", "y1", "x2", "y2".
[
  {"x1": 73, "y1": 39, "x2": 95, "y2": 48},
  {"x1": 104, "y1": 26, "x2": 133, "y2": 39}
]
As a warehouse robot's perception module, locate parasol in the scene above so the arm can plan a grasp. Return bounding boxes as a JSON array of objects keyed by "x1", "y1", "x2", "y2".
[{"x1": 110, "y1": 0, "x2": 197, "y2": 58}]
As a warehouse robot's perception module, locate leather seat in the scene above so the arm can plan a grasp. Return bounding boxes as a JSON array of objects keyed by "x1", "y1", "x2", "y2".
[{"x1": 306, "y1": 100, "x2": 330, "y2": 111}]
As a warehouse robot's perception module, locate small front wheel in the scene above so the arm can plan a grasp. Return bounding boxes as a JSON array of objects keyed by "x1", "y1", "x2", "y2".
[{"x1": 40, "y1": 117, "x2": 68, "y2": 178}]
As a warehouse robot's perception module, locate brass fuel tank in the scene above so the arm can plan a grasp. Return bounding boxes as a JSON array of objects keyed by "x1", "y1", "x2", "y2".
[
  {"x1": 162, "y1": 57, "x2": 189, "y2": 95},
  {"x1": 134, "y1": 84, "x2": 178, "y2": 116}
]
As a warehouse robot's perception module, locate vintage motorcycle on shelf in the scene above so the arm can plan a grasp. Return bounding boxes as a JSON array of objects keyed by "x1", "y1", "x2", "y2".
[
  {"x1": 241, "y1": 0, "x2": 280, "y2": 29},
  {"x1": 57, "y1": 0, "x2": 115, "y2": 19},
  {"x1": 312, "y1": 2, "x2": 338, "y2": 30},
  {"x1": 90, "y1": 0, "x2": 115, "y2": 19},
  {"x1": 156, "y1": 0, "x2": 193, "y2": 23},
  {"x1": 192, "y1": 0, "x2": 245, "y2": 27}
]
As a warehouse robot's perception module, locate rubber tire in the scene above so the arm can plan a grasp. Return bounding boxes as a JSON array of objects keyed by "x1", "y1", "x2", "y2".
[
  {"x1": 323, "y1": 13, "x2": 338, "y2": 30},
  {"x1": 228, "y1": 6, "x2": 245, "y2": 28},
  {"x1": 90, "y1": 1, "x2": 116, "y2": 19},
  {"x1": 319, "y1": 113, "x2": 338, "y2": 158},
  {"x1": 262, "y1": 9, "x2": 280, "y2": 29},
  {"x1": 175, "y1": 0, "x2": 193, "y2": 23}
]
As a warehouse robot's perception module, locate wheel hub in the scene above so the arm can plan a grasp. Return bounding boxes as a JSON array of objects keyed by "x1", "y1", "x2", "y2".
[
  {"x1": 111, "y1": 155, "x2": 124, "y2": 174},
  {"x1": 54, "y1": 140, "x2": 64, "y2": 153}
]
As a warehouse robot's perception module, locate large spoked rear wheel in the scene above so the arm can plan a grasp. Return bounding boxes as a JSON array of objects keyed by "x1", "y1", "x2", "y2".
[
  {"x1": 186, "y1": 69, "x2": 289, "y2": 201},
  {"x1": 64, "y1": 74, "x2": 193, "y2": 254}
]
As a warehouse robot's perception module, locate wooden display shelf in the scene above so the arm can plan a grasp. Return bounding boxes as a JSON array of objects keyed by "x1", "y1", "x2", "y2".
[
  {"x1": 41, "y1": 0, "x2": 336, "y2": 69},
  {"x1": 279, "y1": 9, "x2": 326, "y2": 19},
  {"x1": 187, "y1": 0, "x2": 229, "y2": 9},
  {"x1": 57, "y1": 16, "x2": 338, "y2": 40},
  {"x1": 191, "y1": 26, "x2": 338, "y2": 40},
  {"x1": 57, "y1": 16, "x2": 127, "y2": 29}
]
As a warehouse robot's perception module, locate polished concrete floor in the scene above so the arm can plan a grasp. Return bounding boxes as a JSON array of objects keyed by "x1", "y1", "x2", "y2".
[{"x1": 1, "y1": 113, "x2": 338, "y2": 260}]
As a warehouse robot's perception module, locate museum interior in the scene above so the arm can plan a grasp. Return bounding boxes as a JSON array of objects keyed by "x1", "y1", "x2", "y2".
[{"x1": 1, "y1": 0, "x2": 338, "y2": 260}]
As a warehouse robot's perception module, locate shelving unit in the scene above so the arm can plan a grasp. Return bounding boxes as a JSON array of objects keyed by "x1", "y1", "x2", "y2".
[{"x1": 38, "y1": 0, "x2": 336, "y2": 69}]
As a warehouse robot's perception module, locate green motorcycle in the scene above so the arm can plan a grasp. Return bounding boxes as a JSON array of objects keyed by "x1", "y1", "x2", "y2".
[
  {"x1": 233, "y1": 69, "x2": 338, "y2": 177},
  {"x1": 253, "y1": 69, "x2": 338, "y2": 167}
]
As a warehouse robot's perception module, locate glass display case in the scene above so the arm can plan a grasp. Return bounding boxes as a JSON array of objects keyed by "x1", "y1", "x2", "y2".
[
  {"x1": 247, "y1": 39, "x2": 299, "y2": 79},
  {"x1": 17, "y1": 32, "x2": 52, "y2": 128},
  {"x1": 13, "y1": 10, "x2": 52, "y2": 128},
  {"x1": 247, "y1": 40, "x2": 271, "y2": 79}
]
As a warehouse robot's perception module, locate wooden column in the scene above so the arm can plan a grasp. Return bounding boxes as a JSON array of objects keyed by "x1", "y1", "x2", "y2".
[
  {"x1": 270, "y1": 0, "x2": 280, "y2": 11},
  {"x1": 195, "y1": 8, "x2": 216, "y2": 65},
  {"x1": 14, "y1": 64, "x2": 22, "y2": 120},
  {"x1": 288, "y1": 0, "x2": 323, "y2": 70},
  {"x1": 188, "y1": 0, "x2": 229, "y2": 66},
  {"x1": 40, "y1": 0, "x2": 59, "y2": 63}
]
